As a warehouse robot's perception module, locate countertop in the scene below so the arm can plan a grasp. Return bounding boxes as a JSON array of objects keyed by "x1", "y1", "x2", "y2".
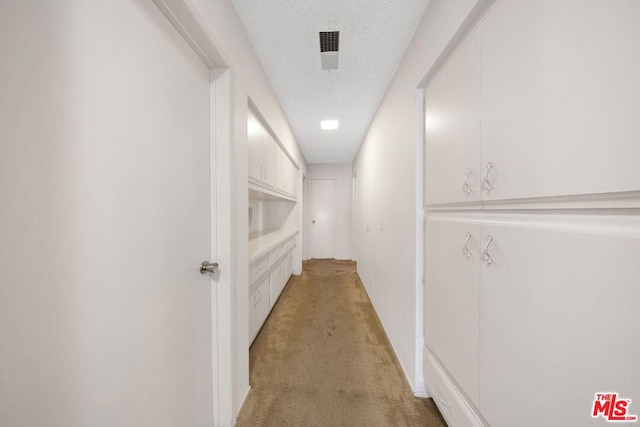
[{"x1": 249, "y1": 229, "x2": 298, "y2": 263}]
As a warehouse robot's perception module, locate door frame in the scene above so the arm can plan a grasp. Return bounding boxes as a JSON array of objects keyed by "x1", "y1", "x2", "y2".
[
  {"x1": 153, "y1": 1, "x2": 234, "y2": 425},
  {"x1": 414, "y1": 87, "x2": 427, "y2": 397}
]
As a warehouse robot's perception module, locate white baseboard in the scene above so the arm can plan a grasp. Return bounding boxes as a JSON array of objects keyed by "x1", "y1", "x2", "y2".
[
  {"x1": 414, "y1": 388, "x2": 431, "y2": 399},
  {"x1": 232, "y1": 385, "x2": 251, "y2": 427}
]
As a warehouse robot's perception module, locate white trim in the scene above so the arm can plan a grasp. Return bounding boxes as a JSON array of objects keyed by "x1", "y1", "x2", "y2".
[
  {"x1": 248, "y1": 181, "x2": 297, "y2": 202},
  {"x1": 417, "y1": 0, "x2": 496, "y2": 90},
  {"x1": 209, "y1": 72, "x2": 220, "y2": 427},
  {"x1": 152, "y1": 0, "x2": 228, "y2": 69},
  {"x1": 212, "y1": 69, "x2": 235, "y2": 427},
  {"x1": 238, "y1": 385, "x2": 251, "y2": 420},
  {"x1": 424, "y1": 349, "x2": 487, "y2": 427},
  {"x1": 426, "y1": 190, "x2": 640, "y2": 211},
  {"x1": 351, "y1": 174, "x2": 358, "y2": 263},
  {"x1": 414, "y1": 88, "x2": 427, "y2": 398}
]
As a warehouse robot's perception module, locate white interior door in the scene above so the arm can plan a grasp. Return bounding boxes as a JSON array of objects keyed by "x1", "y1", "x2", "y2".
[
  {"x1": 0, "y1": 1, "x2": 229, "y2": 426},
  {"x1": 310, "y1": 179, "x2": 337, "y2": 259}
]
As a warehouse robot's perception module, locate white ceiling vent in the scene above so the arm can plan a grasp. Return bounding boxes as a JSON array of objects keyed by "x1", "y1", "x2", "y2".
[{"x1": 319, "y1": 31, "x2": 339, "y2": 71}]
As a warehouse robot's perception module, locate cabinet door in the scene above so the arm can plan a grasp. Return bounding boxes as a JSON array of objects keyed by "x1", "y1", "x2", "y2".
[
  {"x1": 269, "y1": 259, "x2": 285, "y2": 308},
  {"x1": 479, "y1": 215, "x2": 640, "y2": 427},
  {"x1": 249, "y1": 276, "x2": 270, "y2": 342},
  {"x1": 425, "y1": 215, "x2": 481, "y2": 405},
  {"x1": 284, "y1": 251, "x2": 292, "y2": 279},
  {"x1": 480, "y1": 0, "x2": 640, "y2": 201},
  {"x1": 288, "y1": 162, "x2": 298, "y2": 197},
  {"x1": 261, "y1": 131, "x2": 275, "y2": 188},
  {"x1": 424, "y1": 29, "x2": 481, "y2": 206},
  {"x1": 275, "y1": 145, "x2": 289, "y2": 194},
  {"x1": 247, "y1": 112, "x2": 264, "y2": 183}
]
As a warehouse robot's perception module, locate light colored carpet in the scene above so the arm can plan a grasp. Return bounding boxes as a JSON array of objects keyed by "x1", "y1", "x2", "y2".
[{"x1": 236, "y1": 259, "x2": 448, "y2": 427}]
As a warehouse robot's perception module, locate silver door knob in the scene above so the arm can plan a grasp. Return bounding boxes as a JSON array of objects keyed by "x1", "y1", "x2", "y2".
[
  {"x1": 312, "y1": 220, "x2": 316, "y2": 224},
  {"x1": 200, "y1": 261, "x2": 219, "y2": 274}
]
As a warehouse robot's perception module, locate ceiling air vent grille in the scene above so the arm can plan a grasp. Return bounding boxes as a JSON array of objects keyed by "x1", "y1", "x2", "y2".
[{"x1": 319, "y1": 31, "x2": 340, "y2": 53}]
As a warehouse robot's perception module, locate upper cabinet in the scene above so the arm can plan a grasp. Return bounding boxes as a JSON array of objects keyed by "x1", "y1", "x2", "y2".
[
  {"x1": 480, "y1": 0, "x2": 640, "y2": 202},
  {"x1": 248, "y1": 110, "x2": 298, "y2": 200},
  {"x1": 425, "y1": 29, "x2": 481, "y2": 206},
  {"x1": 275, "y1": 145, "x2": 298, "y2": 197},
  {"x1": 425, "y1": 0, "x2": 640, "y2": 207},
  {"x1": 248, "y1": 111, "x2": 275, "y2": 188}
]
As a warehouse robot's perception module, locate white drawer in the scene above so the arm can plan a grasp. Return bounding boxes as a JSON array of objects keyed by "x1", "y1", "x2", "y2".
[
  {"x1": 249, "y1": 254, "x2": 268, "y2": 285},
  {"x1": 268, "y1": 244, "x2": 284, "y2": 267},
  {"x1": 423, "y1": 349, "x2": 485, "y2": 427},
  {"x1": 249, "y1": 276, "x2": 270, "y2": 342}
]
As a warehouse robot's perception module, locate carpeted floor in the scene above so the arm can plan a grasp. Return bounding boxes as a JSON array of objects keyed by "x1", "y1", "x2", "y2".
[{"x1": 236, "y1": 259, "x2": 448, "y2": 427}]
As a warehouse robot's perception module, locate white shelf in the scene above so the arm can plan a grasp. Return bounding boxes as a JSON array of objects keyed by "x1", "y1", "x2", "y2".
[{"x1": 249, "y1": 181, "x2": 296, "y2": 202}]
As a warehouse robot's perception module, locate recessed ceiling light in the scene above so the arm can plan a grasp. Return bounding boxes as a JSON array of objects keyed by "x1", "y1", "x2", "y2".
[{"x1": 321, "y1": 120, "x2": 339, "y2": 130}]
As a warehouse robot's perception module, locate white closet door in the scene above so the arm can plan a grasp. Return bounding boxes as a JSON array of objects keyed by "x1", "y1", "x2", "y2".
[
  {"x1": 479, "y1": 214, "x2": 640, "y2": 427},
  {"x1": 425, "y1": 215, "x2": 481, "y2": 405},
  {"x1": 425, "y1": 29, "x2": 481, "y2": 206},
  {"x1": 480, "y1": 0, "x2": 640, "y2": 202}
]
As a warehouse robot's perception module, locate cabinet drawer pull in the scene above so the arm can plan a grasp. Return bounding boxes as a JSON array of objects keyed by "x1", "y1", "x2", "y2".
[
  {"x1": 482, "y1": 162, "x2": 493, "y2": 193},
  {"x1": 482, "y1": 235, "x2": 494, "y2": 266},
  {"x1": 462, "y1": 169, "x2": 473, "y2": 195},
  {"x1": 462, "y1": 233, "x2": 472, "y2": 259}
]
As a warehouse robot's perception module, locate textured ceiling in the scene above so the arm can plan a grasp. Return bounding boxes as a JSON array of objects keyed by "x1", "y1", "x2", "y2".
[{"x1": 231, "y1": 0, "x2": 430, "y2": 164}]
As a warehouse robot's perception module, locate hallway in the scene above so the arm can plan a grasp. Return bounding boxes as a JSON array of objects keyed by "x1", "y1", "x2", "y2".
[{"x1": 237, "y1": 260, "x2": 446, "y2": 426}]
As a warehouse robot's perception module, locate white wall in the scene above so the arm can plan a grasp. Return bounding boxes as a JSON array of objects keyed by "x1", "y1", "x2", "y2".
[
  {"x1": 248, "y1": 199, "x2": 265, "y2": 234},
  {"x1": 307, "y1": 164, "x2": 353, "y2": 261},
  {"x1": 353, "y1": 0, "x2": 485, "y2": 394}
]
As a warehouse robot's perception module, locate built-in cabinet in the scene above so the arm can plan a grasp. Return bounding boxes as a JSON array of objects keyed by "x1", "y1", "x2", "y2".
[
  {"x1": 249, "y1": 233, "x2": 296, "y2": 342},
  {"x1": 248, "y1": 110, "x2": 298, "y2": 200},
  {"x1": 423, "y1": 1, "x2": 640, "y2": 426},
  {"x1": 275, "y1": 145, "x2": 298, "y2": 197},
  {"x1": 480, "y1": 0, "x2": 640, "y2": 202},
  {"x1": 247, "y1": 106, "x2": 300, "y2": 343},
  {"x1": 426, "y1": 0, "x2": 640, "y2": 207}
]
